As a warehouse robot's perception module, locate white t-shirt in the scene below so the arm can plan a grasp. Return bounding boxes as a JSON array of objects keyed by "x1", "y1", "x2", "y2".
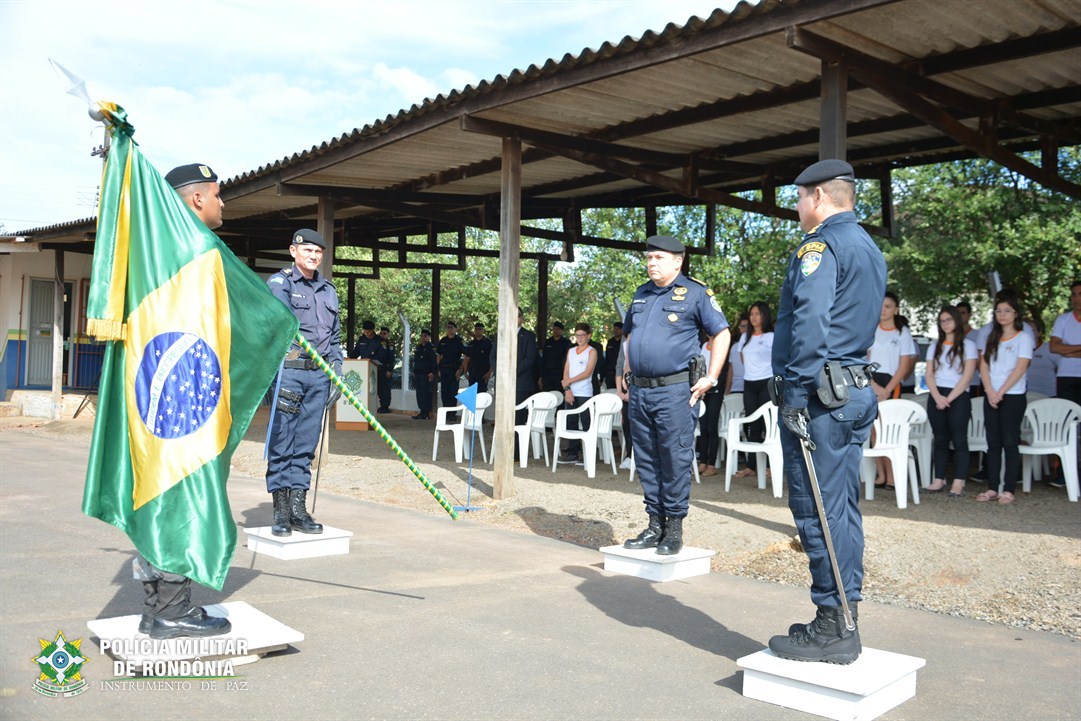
[
  {"x1": 1028, "y1": 342, "x2": 1060, "y2": 397},
  {"x1": 728, "y1": 339, "x2": 745, "y2": 392},
  {"x1": 975, "y1": 320, "x2": 1036, "y2": 352},
  {"x1": 1050, "y1": 310, "x2": 1081, "y2": 378},
  {"x1": 869, "y1": 325, "x2": 917, "y2": 376},
  {"x1": 741, "y1": 332, "x2": 774, "y2": 382},
  {"x1": 565, "y1": 345, "x2": 595, "y2": 398},
  {"x1": 925, "y1": 337, "x2": 978, "y2": 390},
  {"x1": 983, "y1": 331, "x2": 1034, "y2": 395},
  {"x1": 966, "y1": 327, "x2": 982, "y2": 387}
]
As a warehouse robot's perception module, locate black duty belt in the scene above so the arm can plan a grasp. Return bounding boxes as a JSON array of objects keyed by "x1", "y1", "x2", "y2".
[
  {"x1": 284, "y1": 358, "x2": 320, "y2": 370},
  {"x1": 627, "y1": 371, "x2": 689, "y2": 388},
  {"x1": 839, "y1": 364, "x2": 875, "y2": 389}
]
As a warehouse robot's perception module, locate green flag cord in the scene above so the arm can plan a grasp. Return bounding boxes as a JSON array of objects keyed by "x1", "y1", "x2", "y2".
[{"x1": 295, "y1": 332, "x2": 460, "y2": 520}]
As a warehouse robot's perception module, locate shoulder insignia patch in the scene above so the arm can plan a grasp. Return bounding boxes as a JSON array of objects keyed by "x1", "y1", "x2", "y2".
[
  {"x1": 706, "y1": 288, "x2": 715, "y2": 297},
  {"x1": 797, "y1": 241, "x2": 827, "y2": 259},
  {"x1": 800, "y1": 251, "x2": 823, "y2": 277},
  {"x1": 269, "y1": 276, "x2": 285, "y2": 285},
  {"x1": 687, "y1": 276, "x2": 708, "y2": 288}
]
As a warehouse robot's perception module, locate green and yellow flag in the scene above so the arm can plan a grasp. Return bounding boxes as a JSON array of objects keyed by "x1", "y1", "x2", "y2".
[{"x1": 82, "y1": 104, "x2": 299, "y2": 590}]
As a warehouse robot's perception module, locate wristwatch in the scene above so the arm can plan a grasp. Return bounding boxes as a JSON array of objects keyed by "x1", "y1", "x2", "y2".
[
  {"x1": 707, "y1": 377, "x2": 719, "y2": 387},
  {"x1": 563, "y1": 385, "x2": 572, "y2": 392}
]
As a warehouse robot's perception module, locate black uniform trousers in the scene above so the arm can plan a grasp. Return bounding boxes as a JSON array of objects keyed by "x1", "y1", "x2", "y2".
[
  {"x1": 439, "y1": 368, "x2": 459, "y2": 409},
  {"x1": 416, "y1": 373, "x2": 434, "y2": 416},
  {"x1": 780, "y1": 385, "x2": 875, "y2": 608}
]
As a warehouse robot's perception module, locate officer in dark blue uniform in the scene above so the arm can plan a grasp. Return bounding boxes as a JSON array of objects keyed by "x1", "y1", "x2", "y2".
[
  {"x1": 266, "y1": 228, "x2": 342, "y2": 537},
  {"x1": 413, "y1": 329, "x2": 437, "y2": 420},
  {"x1": 375, "y1": 326, "x2": 395, "y2": 413},
  {"x1": 621, "y1": 236, "x2": 730, "y2": 555},
  {"x1": 463, "y1": 322, "x2": 493, "y2": 392},
  {"x1": 351, "y1": 320, "x2": 381, "y2": 359},
  {"x1": 542, "y1": 322, "x2": 572, "y2": 393},
  {"x1": 435, "y1": 322, "x2": 467, "y2": 410},
  {"x1": 768, "y1": 160, "x2": 886, "y2": 665}
]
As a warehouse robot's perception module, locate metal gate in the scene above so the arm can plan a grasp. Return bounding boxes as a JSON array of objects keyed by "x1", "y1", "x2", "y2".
[{"x1": 26, "y1": 279, "x2": 55, "y2": 386}]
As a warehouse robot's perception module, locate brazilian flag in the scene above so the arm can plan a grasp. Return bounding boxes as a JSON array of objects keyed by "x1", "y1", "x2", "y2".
[{"x1": 82, "y1": 104, "x2": 299, "y2": 590}]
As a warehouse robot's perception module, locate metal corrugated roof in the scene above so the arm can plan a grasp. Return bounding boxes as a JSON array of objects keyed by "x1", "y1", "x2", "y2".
[{"x1": 17, "y1": 0, "x2": 1081, "y2": 252}]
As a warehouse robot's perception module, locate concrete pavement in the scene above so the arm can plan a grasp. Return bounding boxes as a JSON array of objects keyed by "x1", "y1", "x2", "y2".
[{"x1": 1, "y1": 430, "x2": 1078, "y2": 721}]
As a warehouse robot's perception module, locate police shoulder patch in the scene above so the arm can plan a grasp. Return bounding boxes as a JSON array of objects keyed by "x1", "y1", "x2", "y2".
[
  {"x1": 797, "y1": 241, "x2": 827, "y2": 259},
  {"x1": 269, "y1": 276, "x2": 285, "y2": 285}
]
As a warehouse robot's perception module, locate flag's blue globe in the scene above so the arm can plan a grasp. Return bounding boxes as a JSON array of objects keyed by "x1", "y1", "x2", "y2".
[{"x1": 135, "y1": 332, "x2": 222, "y2": 439}]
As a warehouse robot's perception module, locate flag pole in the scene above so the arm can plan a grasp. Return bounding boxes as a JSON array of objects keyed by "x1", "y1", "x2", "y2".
[{"x1": 293, "y1": 332, "x2": 459, "y2": 520}]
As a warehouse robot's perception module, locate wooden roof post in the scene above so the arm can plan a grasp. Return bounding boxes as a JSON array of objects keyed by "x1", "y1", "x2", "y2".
[
  {"x1": 316, "y1": 196, "x2": 335, "y2": 464},
  {"x1": 820, "y1": 59, "x2": 848, "y2": 160},
  {"x1": 493, "y1": 136, "x2": 522, "y2": 500}
]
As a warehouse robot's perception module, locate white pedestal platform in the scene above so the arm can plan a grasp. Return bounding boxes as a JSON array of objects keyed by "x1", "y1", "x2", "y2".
[
  {"x1": 87, "y1": 602, "x2": 304, "y2": 668},
  {"x1": 599, "y1": 545, "x2": 715, "y2": 582},
  {"x1": 243, "y1": 525, "x2": 353, "y2": 560},
  {"x1": 737, "y1": 647, "x2": 925, "y2": 721}
]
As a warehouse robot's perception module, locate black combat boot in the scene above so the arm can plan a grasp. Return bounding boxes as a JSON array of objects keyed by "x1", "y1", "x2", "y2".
[
  {"x1": 271, "y1": 488, "x2": 292, "y2": 537},
  {"x1": 138, "y1": 579, "x2": 158, "y2": 634},
  {"x1": 769, "y1": 605, "x2": 861, "y2": 665},
  {"x1": 624, "y1": 513, "x2": 665, "y2": 550},
  {"x1": 147, "y1": 578, "x2": 231, "y2": 640},
  {"x1": 290, "y1": 488, "x2": 324, "y2": 534},
  {"x1": 656, "y1": 515, "x2": 683, "y2": 555},
  {"x1": 789, "y1": 602, "x2": 858, "y2": 635}
]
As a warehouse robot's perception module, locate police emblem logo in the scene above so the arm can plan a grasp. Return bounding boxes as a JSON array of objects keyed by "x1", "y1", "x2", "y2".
[
  {"x1": 673, "y1": 286, "x2": 687, "y2": 296},
  {"x1": 199, "y1": 165, "x2": 212, "y2": 179},
  {"x1": 668, "y1": 313, "x2": 679, "y2": 322},
  {"x1": 797, "y1": 241, "x2": 826, "y2": 258},
  {"x1": 710, "y1": 295, "x2": 722, "y2": 313},
  {"x1": 800, "y1": 251, "x2": 822, "y2": 276}
]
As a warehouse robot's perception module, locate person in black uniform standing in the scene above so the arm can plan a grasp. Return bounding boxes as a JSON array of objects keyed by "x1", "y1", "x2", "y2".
[
  {"x1": 413, "y1": 329, "x2": 437, "y2": 420},
  {"x1": 542, "y1": 322, "x2": 572, "y2": 393},
  {"x1": 375, "y1": 326, "x2": 395, "y2": 413},
  {"x1": 768, "y1": 160, "x2": 886, "y2": 665},
  {"x1": 621, "y1": 236, "x2": 731, "y2": 555},
  {"x1": 435, "y1": 322, "x2": 467, "y2": 411},
  {"x1": 351, "y1": 320, "x2": 380, "y2": 360},
  {"x1": 265, "y1": 228, "x2": 342, "y2": 538},
  {"x1": 604, "y1": 322, "x2": 624, "y2": 390},
  {"x1": 132, "y1": 163, "x2": 232, "y2": 640},
  {"x1": 463, "y1": 322, "x2": 493, "y2": 392}
]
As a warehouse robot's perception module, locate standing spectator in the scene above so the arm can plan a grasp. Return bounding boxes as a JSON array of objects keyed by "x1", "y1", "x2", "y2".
[
  {"x1": 589, "y1": 334, "x2": 605, "y2": 396},
  {"x1": 1050, "y1": 281, "x2": 1081, "y2": 406},
  {"x1": 375, "y1": 326, "x2": 395, "y2": 413},
  {"x1": 869, "y1": 291, "x2": 917, "y2": 490},
  {"x1": 1027, "y1": 317, "x2": 1060, "y2": 399},
  {"x1": 351, "y1": 320, "x2": 380, "y2": 359},
  {"x1": 924, "y1": 306, "x2": 978, "y2": 496},
  {"x1": 696, "y1": 329, "x2": 725, "y2": 477},
  {"x1": 491, "y1": 307, "x2": 540, "y2": 426},
  {"x1": 733, "y1": 302, "x2": 775, "y2": 479},
  {"x1": 462, "y1": 322, "x2": 493, "y2": 392},
  {"x1": 435, "y1": 322, "x2": 467, "y2": 411},
  {"x1": 724, "y1": 313, "x2": 749, "y2": 395},
  {"x1": 412, "y1": 329, "x2": 437, "y2": 421},
  {"x1": 542, "y1": 322, "x2": 572, "y2": 393},
  {"x1": 604, "y1": 322, "x2": 624, "y2": 390},
  {"x1": 976, "y1": 297, "x2": 1033, "y2": 504},
  {"x1": 559, "y1": 323, "x2": 599, "y2": 464},
  {"x1": 957, "y1": 300, "x2": 982, "y2": 397}
]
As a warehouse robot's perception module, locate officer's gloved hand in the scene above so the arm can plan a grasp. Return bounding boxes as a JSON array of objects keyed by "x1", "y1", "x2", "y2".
[{"x1": 780, "y1": 405, "x2": 815, "y2": 450}]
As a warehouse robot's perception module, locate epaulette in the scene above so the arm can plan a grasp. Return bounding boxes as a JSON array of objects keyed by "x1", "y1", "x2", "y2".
[
  {"x1": 687, "y1": 276, "x2": 708, "y2": 288},
  {"x1": 280, "y1": 268, "x2": 293, "y2": 275}
]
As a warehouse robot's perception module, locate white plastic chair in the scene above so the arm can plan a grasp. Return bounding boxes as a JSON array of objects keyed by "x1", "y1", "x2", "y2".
[
  {"x1": 543, "y1": 390, "x2": 563, "y2": 434},
  {"x1": 723, "y1": 402, "x2": 784, "y2": 498},
  {"x1": 861, "y1": 399, "x2": 925, "y2": 509},
  {"x1": 1019, "y1": 399, "x2": 1080, "y2": 502},
  {"x1": 603, "y1": 389, "x2": 629, "y2": 463},
  {"x1": 488, "y1": 391, "x2": 560, "y2": 469},
  {"x1": 551, "y1": 394, "x2": 623, "y2": 478},
  {"x1": 433, "y1": 392, "x2": 492, "y2": 463},
  {"x1": 903, "y1": 393, "x2": 932, "y2": 487},
  {"x1": 715, "y1": 392, "x2": 744, "y2": 467}
]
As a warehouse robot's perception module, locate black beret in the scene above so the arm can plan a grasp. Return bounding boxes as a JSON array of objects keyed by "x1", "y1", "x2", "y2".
[
  {"x1": 362, "y1": 320, "x2": 375, "y2": 330},
  {"x1": 794, "y1": 159, "x2": 855, "y2": 186},
  {"x1": 613, "y1": 321, "x2": 623, "y2": 328},
  {"x1": 552, "y1": 321, "x2": 564, "y2": 329},
  {"x1": 291, "y1": 228, "x2": 326, "y2": 249},
  {"x1": 645, "y1": 235, "x2": 685, "y2": 254},
  {"x1": 165, "y1": 163, "x2": 217, "y2": 190},
  {"x1": 380, "y1": 326, "x2": 390, "y2": 332},
  {"x1": 446, "y1": 321, "x2": 457, "y2": 328},
  {"x1": 474, "y1": 322, "x2": 484, "y2": 329},
  {"x1": 421, "y1": 329, "x2": 431, "y2": 336}
]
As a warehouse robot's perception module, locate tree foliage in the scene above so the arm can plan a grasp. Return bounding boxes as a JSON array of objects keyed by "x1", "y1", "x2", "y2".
[{"x1": 331, "y1": 150, "x2": 1079, "y2": 347}]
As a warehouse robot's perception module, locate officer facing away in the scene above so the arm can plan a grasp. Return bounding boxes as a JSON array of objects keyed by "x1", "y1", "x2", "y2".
[
  {"x1": 620, "y1": 235, "x2": 730, "y2": 555},
  {"x1": 265, "y1": 229, "x2": 342, "y2": 537},
  {"x1": 131, "y1": 163, "x2": 232, "y2": 640},
  {"x1": 768, "y1": 159, "x2": 886, "y2": 664}
]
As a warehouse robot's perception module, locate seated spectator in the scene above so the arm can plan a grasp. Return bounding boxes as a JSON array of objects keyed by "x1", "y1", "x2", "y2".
[{"x1": 869, "y1": 291, "x2": 917, "y2": 489}]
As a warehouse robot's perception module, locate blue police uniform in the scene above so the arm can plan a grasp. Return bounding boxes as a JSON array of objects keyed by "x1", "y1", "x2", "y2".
[
  {"x1": 465, "y1": 335, "x2": 493, "y2": 392},
  {"x1": 772, "y1": 210, "x2": 886, "y2": 609},
  {"x1": 266, "y1": 264, "x2": 342, "y2": 493},
  {"x1": 352, "y1": 334, "x2": 381, "y2": 360},
  {"x1": 375, "y1": 338, "x2": 395, "y2": 411},
  {"x1": 624, "y1": 271, "x2": 728, "y2": 520},
  {"x1": 413, "y1": 338, "x2": 437, "y2": 418}
]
